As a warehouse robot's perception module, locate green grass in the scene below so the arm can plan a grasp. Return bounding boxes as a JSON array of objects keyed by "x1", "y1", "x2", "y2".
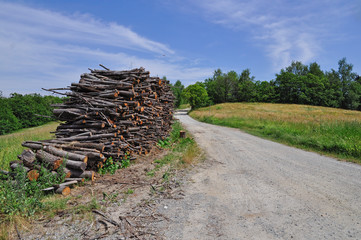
[
  {"x1": 147, "y1": 121, "x2": 202, "y2": 177},
  {"x1": 0, "y1": 122, "x2": 58, "y2": 170},
  {"x1": 177, "y1": 103, "x2": 190, "y2": 110},
  {"x1": 191, "y1": 103, "x2": 361, "y2": 163}
]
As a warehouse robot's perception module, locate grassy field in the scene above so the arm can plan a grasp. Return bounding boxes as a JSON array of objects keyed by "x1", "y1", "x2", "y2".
[
  {"x1": 0, "y1": 122, "x2": 59, "y2": 170},
  {"x1": 190, "y1": 102, "x2": 361, "y2": 163}
]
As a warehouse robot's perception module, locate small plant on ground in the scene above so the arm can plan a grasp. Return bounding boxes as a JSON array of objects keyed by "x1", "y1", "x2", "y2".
[
  {"x1": 98, "y1": 157, "x2": 120, "y2": 175},
  {"x1": 157, "y1": 137, "x2": 171, "y2": 148},
  {"x1": 120, "y1": 154, "x2": 131, "y2": 169},
  {"x1": 148, "y1": 121, "x2": 202, "y2": 177}
]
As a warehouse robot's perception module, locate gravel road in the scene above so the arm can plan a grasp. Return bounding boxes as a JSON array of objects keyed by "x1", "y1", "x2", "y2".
[{"x1": 160, "y1": 110, "x2": 361, "y2": 239}]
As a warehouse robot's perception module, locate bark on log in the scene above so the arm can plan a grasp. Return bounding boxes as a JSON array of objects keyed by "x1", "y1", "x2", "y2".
[
  {"x1": 43, "y1": 146, "x2": 88, "y2": 163},
  {"x1": 55, "y1": 186, "x2": 71, "y2": 196},
  {"x1": 65, "y1": 160, "x2": 87, "y2": 171},
  {"x1": 36, "y1": 150, "x2": 63, "y2": 170}
]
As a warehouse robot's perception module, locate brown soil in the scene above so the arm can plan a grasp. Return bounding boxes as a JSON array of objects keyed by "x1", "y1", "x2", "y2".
[{"x1": 22, "y1": 147, "x2": 185, "y2": 240}]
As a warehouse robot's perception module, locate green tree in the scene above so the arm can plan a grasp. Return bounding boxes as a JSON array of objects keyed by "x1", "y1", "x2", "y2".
[
  {"x1": 182, "y1": 83, "x2": 209, "y2": 110},
  {"x1": 324, "y1": 69, "x2": 343, "y2": 108},
  {"x1": 0, "y1": 98, "x2": 21, "y2": 134},
  {"x1": 285, "y1": 61, "x2": 308, "y2": 76},
  {"x1": 337, "y1": 58, "x2": 359, "y2": 109},
  {"x1": 171, "y1": 80, "x2": 185, "y2": 108},
  {"x1": 238, "y1": 69, "x2": 257, "y2": 102},
  {"x1": 255, "y1": 80, "x2": 277, "y2": 103},
  {"x1": 275, "y1": 71, "x2": 299, "y2": 103}
]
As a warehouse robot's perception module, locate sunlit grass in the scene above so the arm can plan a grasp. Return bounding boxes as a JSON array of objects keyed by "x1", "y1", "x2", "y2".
[
  {"x1": 177, "y1": 103, "x2": 190, "y2": 110},
  {"x1": 191, "y1": 103, "x2": 361, "y2": 163},
  {"x1": 0, "y1": 122, "x2": 58, "y2": 170}
]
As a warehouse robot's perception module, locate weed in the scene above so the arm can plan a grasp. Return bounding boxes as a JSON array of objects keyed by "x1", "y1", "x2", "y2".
[
  {"x1": 120, "y1": 154, "x2": 131, "y2": 169},
  {"x1": 71, "y1": 197, "x2": 100, "y2": 214},
  {"x1": 125, "y1": 188, "x2": 134, "y2": 194},
  {"x1": 157, "y1": 138, "x2": 171, "y2": 148},
  {"x1": 147, "y1": 121, "x2": 202, "y2": 177},
  {"x1": 102, "y1": 192, "x2": 119, "y2": 203},
  {"x1": 98, "y1": 157, "x2": 120, "y2": 175}
]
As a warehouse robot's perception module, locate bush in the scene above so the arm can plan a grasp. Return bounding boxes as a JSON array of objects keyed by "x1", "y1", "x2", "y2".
[{"x1": 0, "y1": 93, "x2": 64, "y2": 135}]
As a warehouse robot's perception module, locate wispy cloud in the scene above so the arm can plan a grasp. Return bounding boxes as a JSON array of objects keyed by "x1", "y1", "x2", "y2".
[
  {"x1": 0, "y1": 1, "x2": 211, "y2": 95},
  {"x1": 189, "y1": 0, "x2": 357, "y2": 70},
  {"x1": 0, "y1": 1, "x2": 173, "y2": 55}
]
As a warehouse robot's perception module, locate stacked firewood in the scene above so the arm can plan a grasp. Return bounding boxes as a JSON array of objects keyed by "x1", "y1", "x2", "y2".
[{"x1": 1, "y1": 67, "x2": 174, "y2": 195}]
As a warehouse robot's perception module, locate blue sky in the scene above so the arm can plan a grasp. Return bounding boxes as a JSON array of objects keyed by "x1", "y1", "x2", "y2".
[{"x1": 0, "y1": 0, "x2": 360, "y2": 96}]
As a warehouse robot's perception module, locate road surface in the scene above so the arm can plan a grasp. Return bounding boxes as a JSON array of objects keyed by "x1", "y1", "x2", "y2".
[{"x1": 160, "y1": 110, "x2": 361, "y2": 239}]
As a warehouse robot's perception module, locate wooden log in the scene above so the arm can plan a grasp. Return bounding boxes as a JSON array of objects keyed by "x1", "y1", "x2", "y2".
[
  {"x1": 64, "y1": 178, "x2": 85, "y2": 183},
  {"x1": 10, "y1": 163, "x2": 30, "y2": 172},
  {"x1": 36, "y1": 150, "x2": 63, "y2": 170},
  {"x1": 18, "y1": 149, "x2": 36, "y2": 168},
  {"x1": 22, "y1": 141, "x2": 42, "y2": 150},
  {"x1": 53, "y1": 180, "x2": 78, "y2": 189},
  {"x1": 65, "y1": 160, "x2": 86, "y2": 171},
  {"x1": 55, "y1": 186, "x2": 71, "y2": 196},
  {"x1": 68, "y1": 169, "x2": 95, "y2": 181},
  {"x1": 43, "y1": 146, "x2": 88, "y2": 163},
  {"x1": 27, "y1": 170, "x2": 39, "y2": 181}
]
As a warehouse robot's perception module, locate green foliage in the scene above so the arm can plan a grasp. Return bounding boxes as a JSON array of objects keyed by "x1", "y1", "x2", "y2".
[
  {"x1": 202, "y1": 58, "x2": 360, "y2": 111},
  {"x1": 98, "y1": 157, "x2": 120, "y2": 175},
  {"x1": 120, "y1": 154, "x2": 131, "y2": 169},
  {"x1": 171, "y1": 80, "x2": 185, "y2": 108},
  {"x1": 0, "y1": 163, "x2": 67, "y2": 216},
  {"x1": 147, "y1": 121, "x2": 200, "y2": 177},
  {"x1": 157, "y1": 137, "x2": 171, "y2": 148},
  {"x1": 98, "y1": 155, "x2": 131, "y2": 175},
  {"x1": 0, "y1": 93, "x2": 64, "y2": 135},
  {"x1": 125, "y1": 188, "x2": 134, "y2": 194},
  {"x1": 182, "y1": 82, "x2": 209, "y2": 110}
]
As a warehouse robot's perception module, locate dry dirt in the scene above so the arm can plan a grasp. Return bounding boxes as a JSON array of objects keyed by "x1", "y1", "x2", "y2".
[{"x1": 157, "y1": 110, "x2": 361, "y2": 239}]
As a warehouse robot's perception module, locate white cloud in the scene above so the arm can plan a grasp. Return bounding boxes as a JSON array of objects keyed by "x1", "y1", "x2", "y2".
[
  {"x1": 0, "y1": 1, "x2": 211, "y2": 96},
  {"x1": 0, "y1": 1, "x2": 174, "y2": 55},
  {"x1": 190, "y1": 0, "x2": 357, "y2": 71}
]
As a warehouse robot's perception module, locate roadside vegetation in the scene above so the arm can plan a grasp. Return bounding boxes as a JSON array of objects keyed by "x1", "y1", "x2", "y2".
[
  {"x1": 0, "y1": 118, "x2": 200, "y2": 239},
  {"x1": 0, "y1": 122, "x2": 59, "y2": 170},
  {"x1": 148, "y1": 121, "x2": 202, "y2": 178},
  {"x1": 191, "y1": 102, "x2": 361, "y2": 163}
]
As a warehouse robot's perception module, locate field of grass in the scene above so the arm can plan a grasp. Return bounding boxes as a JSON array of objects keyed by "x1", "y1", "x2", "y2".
[
  {"x1": 0, "y1": 122, "x2": 59, "y2": 170},
  {"x1": 190, "y1": 102, "x2": 361, "y2": 163},
  {"x1": 177, "y1": 103, "x2": 190, "y2": 110}
]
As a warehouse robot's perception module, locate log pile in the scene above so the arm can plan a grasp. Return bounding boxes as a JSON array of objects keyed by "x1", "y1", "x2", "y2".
[{"x1": 1, "y1": 67, "x2": 174, "y2": 195}]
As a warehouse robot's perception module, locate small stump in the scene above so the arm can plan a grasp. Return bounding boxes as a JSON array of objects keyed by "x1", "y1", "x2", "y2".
[{"x1": 180, "y1": 130, "x2": 186, "y2": 138}]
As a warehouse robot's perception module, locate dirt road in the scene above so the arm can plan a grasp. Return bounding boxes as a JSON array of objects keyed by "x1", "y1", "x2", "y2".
[{"x1": 160, "y1": 110, "x2": 361, "y2": 239}]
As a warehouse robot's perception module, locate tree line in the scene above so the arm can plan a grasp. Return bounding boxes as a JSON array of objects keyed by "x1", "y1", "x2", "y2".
[
  {"x1": 172, "y1": 58, "x2": 361, "y2": 110},
  {"x1": 0, "y1": 92, "x2": 64, "y2": 135}
]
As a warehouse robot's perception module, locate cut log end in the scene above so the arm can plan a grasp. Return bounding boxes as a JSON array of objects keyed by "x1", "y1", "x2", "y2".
[
  {"x1": 56, "y1": 186, "x2": 71, "y2": 196},
  {"x1": 27, "y1": 170, "x2": 39, "y2": 181}
]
